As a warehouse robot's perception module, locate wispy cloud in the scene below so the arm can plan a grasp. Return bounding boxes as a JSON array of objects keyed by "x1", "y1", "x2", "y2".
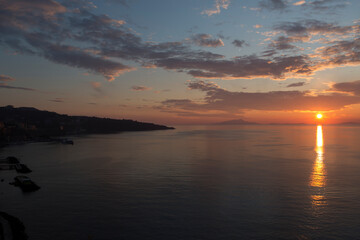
[
  {"x1": 31, "y1": 41, "x2": 135, "y2": 82},
  {"x1": 0, "y1": 74, "x2": 36, "y2": 91},
  {"x1": 201, "y1": 0, "x2": 230, "y2": 16},
  {"x1": 274, "y1": 20, "x2": 356, "y2": 38},
  {"x1": 0, "y1": 83, "x2": 35, "y2": 91},
  {"x1": 3, "y1": 0, "x2": 66, "y2": 17},
  {"x1": 49, "y1": 97, "x2": 64, "y2": 103},
  {"x1": 259, "y1": 0, "x2": 287, "y2": 11},
  {"x1": 0, "y1": 74, "x2": 15, "y2": 82},
  {"x1": 131, "y1": 85, "x2": 152, "y2": 91},
  {"x1": 155, "y1": 54, "x2": 313, "y2": 80},
  {"x1": 286, "y1": 82, "x2": 306, "y2": 87},
  {"x1": 191, "y1": 34, "x2": 224, "y2": 48},
  {"x1": 301, "y1": 0, "x2": 348, "y2": 11},
  {"x1": 91, "y1": 81, "x2": 103, "y2": 94},
  {"x1": 330, "y1": 80, "x2": 360, "y2": 96},
  {"x1": 293, "y1": 0, "x2": 306, "y2": 6},
  {"x1": 105, "y1": 0, "x2": 131, "y2": 7},
  {"x1": 262, "y1": 19, "x2": 359, "y2": 62},
  {"x1": 232, "y1": 39, "x2": 248, "y2": 48},
  {"x1": 259, "y1": 0, "x2": 348, "y2": 11}
]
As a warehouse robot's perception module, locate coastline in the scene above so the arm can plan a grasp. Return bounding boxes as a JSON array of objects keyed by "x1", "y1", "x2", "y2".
[
  {"x1": 0, "y1": 127, "x2": 175, "y2": 149},
  {"x1": 0, "y1": 106, "x2": 175, "y2": 149}
]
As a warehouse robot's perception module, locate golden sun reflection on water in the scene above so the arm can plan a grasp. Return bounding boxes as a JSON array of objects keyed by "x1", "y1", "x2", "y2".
[{"x1": 310, "y1": 125, "x2": 327, "y2": 206}]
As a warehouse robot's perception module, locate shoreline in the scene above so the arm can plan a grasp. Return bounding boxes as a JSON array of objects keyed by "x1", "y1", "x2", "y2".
[{"x1": 0, "y1": 127, "x2": 175, "y2": 149}]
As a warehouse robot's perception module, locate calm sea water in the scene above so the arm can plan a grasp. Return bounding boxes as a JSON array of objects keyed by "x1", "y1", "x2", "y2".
[{"x1": 1, "y1": 125, "x2": 360, "y2": 239}]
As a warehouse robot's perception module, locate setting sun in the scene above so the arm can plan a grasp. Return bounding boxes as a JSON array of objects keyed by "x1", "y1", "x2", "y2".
[{"x1": 316, "y1": 113, "x2": 323, "y2": 119}]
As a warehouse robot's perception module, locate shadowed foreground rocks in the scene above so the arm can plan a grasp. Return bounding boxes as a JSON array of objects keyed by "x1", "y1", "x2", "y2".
[{"x1": 0, "y1": 212, "x2": 27, "y2": 240}]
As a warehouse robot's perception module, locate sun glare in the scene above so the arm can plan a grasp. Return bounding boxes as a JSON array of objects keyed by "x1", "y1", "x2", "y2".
[{"x1": 316, "y1": 113, "x2": 323, "y2": 119}]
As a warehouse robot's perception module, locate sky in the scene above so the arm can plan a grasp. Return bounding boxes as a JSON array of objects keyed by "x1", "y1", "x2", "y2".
[{"x1": 0, "y1": 0, "x2": 359, "y2": 125}]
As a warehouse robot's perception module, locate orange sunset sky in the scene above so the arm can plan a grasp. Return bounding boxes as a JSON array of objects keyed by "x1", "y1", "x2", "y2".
[{"x1": 0, "y1": 0, "x2": 359, "y2": 125}]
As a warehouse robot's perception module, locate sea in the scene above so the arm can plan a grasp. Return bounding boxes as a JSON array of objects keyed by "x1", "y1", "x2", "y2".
[{"x1": 1, "y1": 125, "x2": 360, "y2": 239}]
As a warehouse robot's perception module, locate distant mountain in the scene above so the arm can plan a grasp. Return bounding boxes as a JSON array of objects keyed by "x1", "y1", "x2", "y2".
[
  {"x1": 215, "y1": 119, "x2": 259, "y2": 125},
  {"x1": 267, "y1": 122, "x2": 307, "y2": 125},
  {"x1": 0, "y1": 106, "x2": 174, "y2": 145},
  {"x1": 336, "y1": 122, "x2": 360, "y2": 125}
]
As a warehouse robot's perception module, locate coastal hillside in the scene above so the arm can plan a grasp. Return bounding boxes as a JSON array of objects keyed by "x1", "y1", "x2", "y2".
[{"x1": 0, "y1": 106, "x2": 174, "y2": 144}]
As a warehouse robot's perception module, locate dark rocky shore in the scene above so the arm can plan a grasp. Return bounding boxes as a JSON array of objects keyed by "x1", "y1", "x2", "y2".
[{"x1": 0, "y1": 212, "x2": 27, "y2": 240}]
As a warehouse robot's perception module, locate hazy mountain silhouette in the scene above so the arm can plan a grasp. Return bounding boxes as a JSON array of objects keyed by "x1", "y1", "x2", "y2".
[{"x1": 215, "y1": 119, "x2": 259, "y2": 125}]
